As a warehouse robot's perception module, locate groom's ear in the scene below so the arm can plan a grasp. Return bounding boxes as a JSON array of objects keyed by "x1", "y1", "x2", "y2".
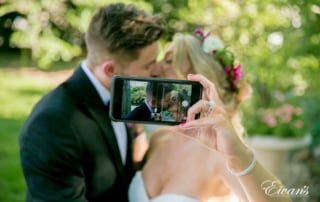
[
  {"x1": 102, "y1": 60, "x2": 116, "y2": 78},
  {"x1": 150, "y1": 98, "x2": 157, "y2": 107}
]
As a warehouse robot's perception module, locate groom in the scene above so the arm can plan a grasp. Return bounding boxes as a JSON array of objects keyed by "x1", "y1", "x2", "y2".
[
  {"x1": 125, "y1": 82, "x2": 174, "y2": 121},
  {"x1": 19, "y1": 3, "x2": 165, "y2": 202}
]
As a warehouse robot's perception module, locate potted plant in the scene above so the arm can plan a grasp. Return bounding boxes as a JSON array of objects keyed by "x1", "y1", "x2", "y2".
[{"x1": 241, "y1": 89, "x2": 311, "y2": 181}]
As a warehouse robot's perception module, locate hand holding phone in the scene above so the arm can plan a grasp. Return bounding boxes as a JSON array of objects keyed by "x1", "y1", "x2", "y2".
[{"x1": 110, "y1": 76, "x2": 202, "y2": 125}]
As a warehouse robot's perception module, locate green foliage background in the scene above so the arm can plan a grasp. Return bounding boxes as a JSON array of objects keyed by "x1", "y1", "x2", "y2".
[
  {"x1": 1, "y1": 0, "x2": 319, "y2": 104},
  {"x1": 130, "y1": 86, "x2": 146, "y2": 105}
]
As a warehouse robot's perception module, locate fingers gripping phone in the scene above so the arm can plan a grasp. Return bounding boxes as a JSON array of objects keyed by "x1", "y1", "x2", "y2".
[{"x1": 110, "y1": 76, "x2": 203, "y2": 125}]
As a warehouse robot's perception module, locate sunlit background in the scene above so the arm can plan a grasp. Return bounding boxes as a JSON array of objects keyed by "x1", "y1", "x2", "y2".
[{"x1": 0, "y1": 0, "x2": 319, "y2": 201}]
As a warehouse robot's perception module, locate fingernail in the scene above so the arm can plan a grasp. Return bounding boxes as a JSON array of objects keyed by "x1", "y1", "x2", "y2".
[
  {"x1": 187, "y1": 74, "x2": 193, "y2": 78},
  {"x1": 179, "y1": 123, "x2": 185, "y2": 127}
]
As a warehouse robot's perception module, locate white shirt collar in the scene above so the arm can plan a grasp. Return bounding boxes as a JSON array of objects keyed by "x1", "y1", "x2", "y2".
[
  {"x1": 81, "y1": 61, "x2": 110, "y2": 105},
  {"x1": 81, "y1": 61, "x2": 128, "y2": 164},
  {"x1": 145, "y1": 100, "x2": 154, "y2": 113}
]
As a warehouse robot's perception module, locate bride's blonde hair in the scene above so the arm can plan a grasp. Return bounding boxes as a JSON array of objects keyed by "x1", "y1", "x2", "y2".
[{"x1": 169, "y1": 33, "x2": 250, "y2": 136}]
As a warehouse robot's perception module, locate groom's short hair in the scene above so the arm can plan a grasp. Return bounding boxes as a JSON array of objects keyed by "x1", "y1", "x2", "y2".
[
  {"x1": 85, "y1": 3, "x2": 165, "y2": 65},
  {"x1": 146, "y1": 82, "x2": 174, "y2": 101}
]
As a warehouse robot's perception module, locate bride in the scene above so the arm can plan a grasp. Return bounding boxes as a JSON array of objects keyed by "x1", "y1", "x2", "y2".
[{"x1": 128, "y1": 32, "x2": 292, "y2": 202}]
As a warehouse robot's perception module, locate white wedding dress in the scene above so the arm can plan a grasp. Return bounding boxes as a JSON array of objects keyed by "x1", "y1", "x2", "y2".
[
  {"x1": 129, "y1": 171, "x2": 240, "y2": 202},
  {"x1": 128, "y1": 171, "x2": 200, "y2": 202}
]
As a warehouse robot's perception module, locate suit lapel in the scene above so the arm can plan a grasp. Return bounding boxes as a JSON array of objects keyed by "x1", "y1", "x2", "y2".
[
  {"x1": 64, "y1": 67, "x2": 126, "y2": 184},
  {"x1": 86, "y1": 104, "x2": 125, "y2": 173}
]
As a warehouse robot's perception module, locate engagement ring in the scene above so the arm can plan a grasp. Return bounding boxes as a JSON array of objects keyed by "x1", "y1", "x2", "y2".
[{"x1": 207, "y1": 100, "x2": 215, "y2": 113}]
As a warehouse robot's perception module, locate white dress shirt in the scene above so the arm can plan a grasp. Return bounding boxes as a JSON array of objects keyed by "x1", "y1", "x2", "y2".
[{"x1": 81, "y1": 61, "x2": 128, "y2": 164}]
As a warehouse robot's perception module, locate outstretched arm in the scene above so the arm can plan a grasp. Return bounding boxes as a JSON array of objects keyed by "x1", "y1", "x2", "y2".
[{"x1": 176, "y1": 74, "x2": 292, "y2": 202}]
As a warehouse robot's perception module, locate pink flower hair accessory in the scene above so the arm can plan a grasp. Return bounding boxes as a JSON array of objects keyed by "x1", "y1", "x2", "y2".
[{"x1": 193, "y1": 28, "x2": 243, "y2": 93}]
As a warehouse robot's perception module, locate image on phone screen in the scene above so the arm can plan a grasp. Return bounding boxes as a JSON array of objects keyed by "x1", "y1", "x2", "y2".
[{"x1": 110, "y1": 76, "x2": 202, "y2": 125}]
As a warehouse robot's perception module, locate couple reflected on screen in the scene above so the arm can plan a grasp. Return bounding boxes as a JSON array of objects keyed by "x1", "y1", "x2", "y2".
[{"x1": 125, "y1": 81, "x2": 189, "y2": 122}]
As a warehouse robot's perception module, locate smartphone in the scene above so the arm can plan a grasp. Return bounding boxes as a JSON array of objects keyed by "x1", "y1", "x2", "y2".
[{"x1": 110, "y1": 75, "x2": 203, "y2": 125}]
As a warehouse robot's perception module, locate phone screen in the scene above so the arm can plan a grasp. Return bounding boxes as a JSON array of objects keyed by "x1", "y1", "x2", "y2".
[{"x1": 110, "y1": 76, "x2": 202, "y2": 125}]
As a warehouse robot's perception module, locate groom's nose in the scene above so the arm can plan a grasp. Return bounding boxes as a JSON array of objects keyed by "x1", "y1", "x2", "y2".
[{"x1": 150, "y1": 62, "x2": 163, "y2": 78}]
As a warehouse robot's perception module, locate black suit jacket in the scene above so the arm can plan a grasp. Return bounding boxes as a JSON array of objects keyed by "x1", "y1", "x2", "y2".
[
  {"x1": 19, "y1": 67, "x2": 135, "y2": 202},
  {"x1": 125, "y1": 102, "x2": 153, "y2": 121}
]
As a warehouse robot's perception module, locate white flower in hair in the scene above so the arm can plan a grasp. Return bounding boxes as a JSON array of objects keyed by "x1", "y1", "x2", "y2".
[{"x1": 202, "y1": 36, "x2": 224, "y2": 54}]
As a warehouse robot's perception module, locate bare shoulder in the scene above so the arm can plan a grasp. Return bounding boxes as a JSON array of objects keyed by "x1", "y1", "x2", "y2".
[
  {"x1": 148, "y1": 126, "x2": 188, "y2": 150},
  {"x1": 149, "y1": 126, "x2": 173, "y2": 144},
  {"x1": 141, "y1": 126, "x2": 178, "y2": 197}
]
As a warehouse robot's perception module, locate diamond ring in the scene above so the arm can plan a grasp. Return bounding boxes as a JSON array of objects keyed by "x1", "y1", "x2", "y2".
[{"x1": 207, "y1": 100, "x2": 215, "y2": 113}]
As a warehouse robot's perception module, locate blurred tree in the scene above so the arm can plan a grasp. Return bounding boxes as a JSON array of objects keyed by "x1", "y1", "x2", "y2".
[
  {"x1": 176, "y1": 0, "x2": 319, "y2": 101},
  {"x1": 130, "y1": 86, "x2": 146, "y2": 105},
  {"x1": 0, "y1": 0, "x2": 152, "y2": 68},
  {"x1": 0, "y1": 0, "x2": 319, "y2": 98},
  {"x1": 146, "y1": 0, "x2": 191, "y2": 40}
]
